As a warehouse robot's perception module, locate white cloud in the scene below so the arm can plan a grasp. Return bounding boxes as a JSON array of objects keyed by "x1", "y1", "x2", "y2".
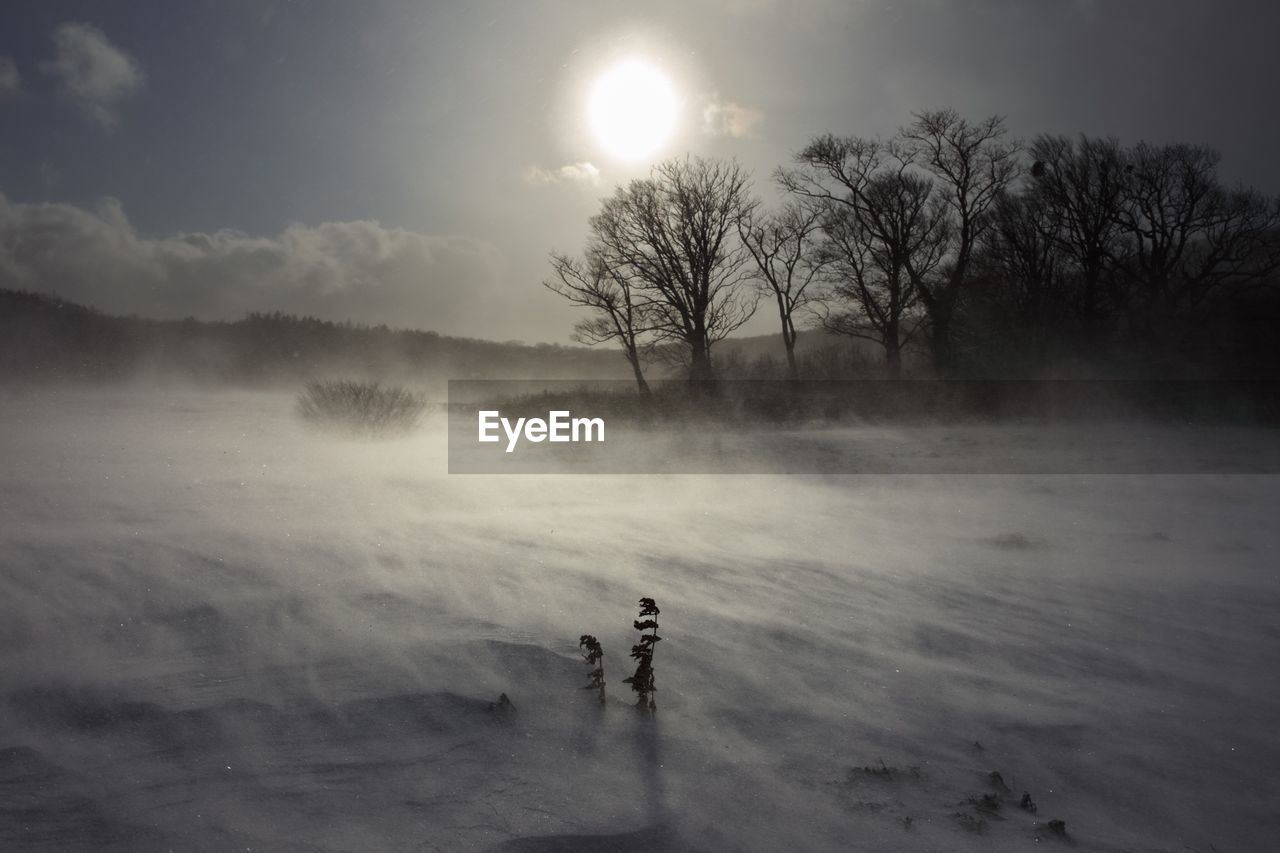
[
  {"x1": 701, "y1": 97, "x2": 764, "y2": 139},
  {"x1": 523, "y1": 161, "x2": 601, "y2": 188},
  {"x1": 0, "y1": 193, "x2": 508, "y2": 336},
  {"x1": 0, "y1": 56, "x2": 19, "y2": 98},
  {"x1": 40, "y1": 22, "x2": 144, "y2": 128}
]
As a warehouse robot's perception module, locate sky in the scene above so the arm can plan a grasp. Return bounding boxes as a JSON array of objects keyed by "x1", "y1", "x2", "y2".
[{"x1": 1, "y1": 0, "x2": 1278, "y2": 343}]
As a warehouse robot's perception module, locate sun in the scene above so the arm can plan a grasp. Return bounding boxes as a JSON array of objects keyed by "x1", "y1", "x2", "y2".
[{"x1": 587, "y1": 59, "x2": 680, "y2": 162}]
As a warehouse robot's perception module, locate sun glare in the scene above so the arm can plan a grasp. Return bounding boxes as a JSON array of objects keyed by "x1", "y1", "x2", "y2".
[{"x1": 588, "y1": 59, "x2": 679, "y2": 162}]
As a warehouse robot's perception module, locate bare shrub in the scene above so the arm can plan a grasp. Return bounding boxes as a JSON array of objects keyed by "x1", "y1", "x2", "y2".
[
  {"x1": 623, "y1": 597, "x2": 661, "y2": 712},
  {"x1": 579, "y1": 635, "x2": 606, "y2": 705},
  {"x1": 296, "y1": 380, "x2": 426, "y2": 436}
]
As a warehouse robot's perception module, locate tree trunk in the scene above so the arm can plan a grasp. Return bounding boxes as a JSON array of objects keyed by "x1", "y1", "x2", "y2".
[
  {"x1": 1082, "y1": 265, "x2": 1100, "y2": 330},
  {"x1": 631, "y1": 358, "x2": 651, "y2": 396},
  {"x1": 884, "y1": 340, "x2": 902, "y2": 378},
  {"x1": 624, "y1": 341, "x2": 650, "y2": 396},
  {"x1": 782, "y1": 318, "x2": 799, "y2": 381},
  {"x1": 687, "y1": 331, "x2": 716, "y2": 391},
  {"x1": 884, "y1": 315, "x2": 902, "y2": 378},
  {"x1": 776, "y1": 294, "x2": 800, "y2": 381},
  {"x1": 689, "y1": 347, "x2": 714, "y2": 383},
  {"x1": 929, "y1": 311, "x2": 955, "y2": 378}
]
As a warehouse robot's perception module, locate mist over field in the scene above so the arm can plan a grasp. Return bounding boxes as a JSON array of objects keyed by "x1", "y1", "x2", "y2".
[{"x1": 2, "y1": 386, "x2": 1278, "y2": 852}]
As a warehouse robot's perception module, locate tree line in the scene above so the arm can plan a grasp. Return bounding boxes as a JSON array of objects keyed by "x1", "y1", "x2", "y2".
[{"x1": 545, "y1": 108, "x2": 1280, "y2": 387}]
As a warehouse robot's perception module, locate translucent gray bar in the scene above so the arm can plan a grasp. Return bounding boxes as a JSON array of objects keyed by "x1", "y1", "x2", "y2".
[{"x1": 446, "y1": 380, "x2": 1280, "y2": 474}]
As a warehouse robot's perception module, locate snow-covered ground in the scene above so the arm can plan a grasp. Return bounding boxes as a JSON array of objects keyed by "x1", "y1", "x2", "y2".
[{"x1": 1, "y1": 386, "x2": 1277, "y2": 852}]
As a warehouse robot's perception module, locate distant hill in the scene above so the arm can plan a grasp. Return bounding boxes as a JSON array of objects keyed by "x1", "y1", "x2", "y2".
[
  {"x1": 0, "y1": 289, "x2": 882, "y2": 388},
  {"x1": 0, "y1": 290, "x2": 636, "y2": 388}
]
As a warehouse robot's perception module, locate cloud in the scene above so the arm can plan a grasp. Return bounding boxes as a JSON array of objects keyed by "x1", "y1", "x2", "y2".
[
  {"x1": 0, "y1": 193, "x2": 509, "y2": 336},
  {"x1": 701, "y1": 97, "x2": 764, "y2": 139},
  {"x1": 0, "y1": 56, "x2": 19, "y2": 98},
  {"x1": 523, "y1": 162, "x2": 601, "y2": 188},
  {"x1": 38, "y1": 160, "x2": 62, "y2": 189},
  {"x1": 40, "y1": 22, "x2": 144, "y2": 128}
]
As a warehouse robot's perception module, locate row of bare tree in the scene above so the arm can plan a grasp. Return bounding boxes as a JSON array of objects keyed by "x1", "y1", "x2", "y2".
[{"x1": 545, "y1": 109, "x2": 1280, "y2": 386}]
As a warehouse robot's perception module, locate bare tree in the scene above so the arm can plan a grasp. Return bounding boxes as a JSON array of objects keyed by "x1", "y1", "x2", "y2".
[
  {"x1": 780, "y1": 137, "x2": 946, "y2": 375},
  {"x1": 819, "y1": 167, "x2": 947, "y2": 375},
  {"x1": 587, "y1": 156, "x2": 758, "y2": 383},
  {"x1": 1117, "y1": 142, "x2": 1280, "y2": 329},
  {"x1": 544, "y1": 251, "x2": 651, "y2": 394},
  {"x1": 738, "y1": 202, "x2": 828, "y2": 379},
  {"x1": 1027, "y1": 134, "x2": 1129, "y2": 327},
  {"x1": 899, "y1": 109, "x2": 1021, "y2": 375},
  {"x1": 977, "y1": 189, "x2": 1063, "y2": 324},
  {"x1": 962, "y1": 189, "x2": 1068, "y2": 370}
]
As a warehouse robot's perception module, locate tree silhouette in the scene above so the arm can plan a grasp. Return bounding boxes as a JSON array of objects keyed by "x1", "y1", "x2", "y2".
[
  {"x1": 554, "y1": 157, "x2": 758, "y2": 385},
  {"x1": 545, "y1": 253, "x2": 653, "y2": 394},
  {"x1": 898, "y1": 109, "x2": 1021, "y2": 376},
  {"x1": 1026, "y1": 134, "x2": 1129, "y2": 328},
  {"x1": 739, "y1": 202, "x2": 829, "y2": 379}
]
